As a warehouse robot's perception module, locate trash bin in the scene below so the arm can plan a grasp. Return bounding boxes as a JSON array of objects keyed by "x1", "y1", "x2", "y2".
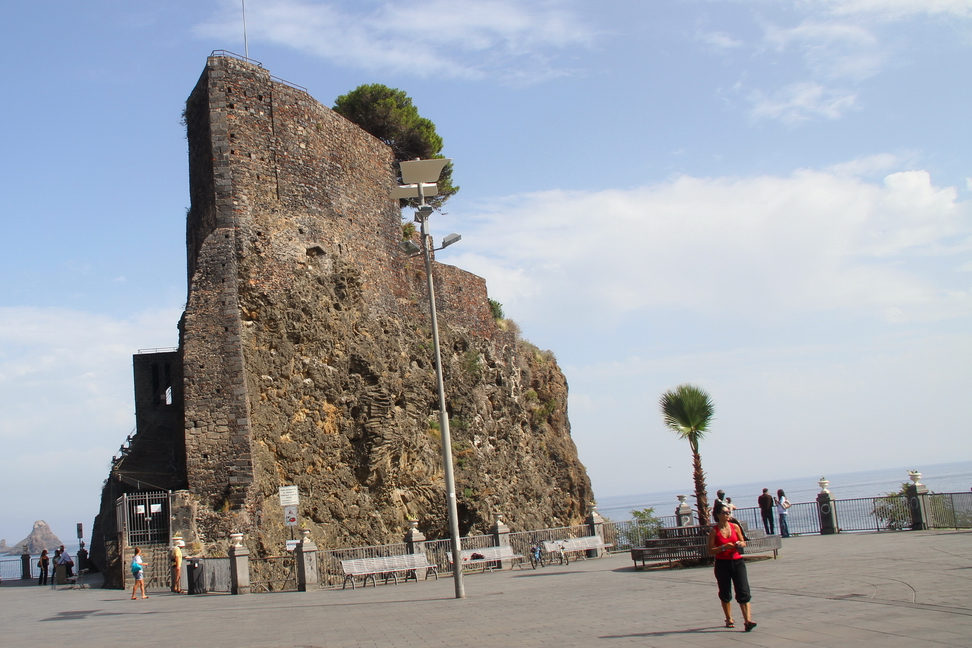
[{"x1": 187, "y1": 559, "x2": 207, "y2": 594}]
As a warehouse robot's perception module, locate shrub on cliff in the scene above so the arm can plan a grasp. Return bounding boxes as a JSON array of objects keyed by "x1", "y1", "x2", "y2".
[{"x1": 333, "y1": 84, "x2": 458, "y2": 209}]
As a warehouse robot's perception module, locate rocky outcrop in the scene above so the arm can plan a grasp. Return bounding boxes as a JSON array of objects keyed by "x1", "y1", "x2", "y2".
[
  {"x1": 230, "y1": 257, "x2": 592, "y2": 553},
  {"x1": 3, "y1": 520, "x2": 63, "y2": 554}
]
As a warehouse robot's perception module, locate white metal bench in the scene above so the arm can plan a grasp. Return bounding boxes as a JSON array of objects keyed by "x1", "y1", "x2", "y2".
[
  {"x1": 543, "y1": 536, "x2": 612, "y2": 563},
  {"x1": 446, "y1": 546, "x2": 525, "y2": 571},
  {"x1": 738, "y1": 528, "x2": 782, "y2": 559},
  {"x1": 340, "y1": 554, "x2": 438, "y2": 589}
]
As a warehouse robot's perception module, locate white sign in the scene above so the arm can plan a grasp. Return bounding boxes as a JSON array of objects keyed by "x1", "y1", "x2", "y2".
[
  {"x1": 284, "y1": 505, "x2": 298, "y2": 527},
  {"x1": 278, "y1": 485, "x2": 299, "y2": 506},
  {"x1": 286, "y1": 540, "x2": 299, "y2": 552}
]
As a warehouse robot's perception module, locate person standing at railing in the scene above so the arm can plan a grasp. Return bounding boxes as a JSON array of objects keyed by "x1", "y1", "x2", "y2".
[
  {"x1": 38, "y1": 550, "x2": 50, "y2": 586},
  {"x1": 776, "y1": 489, "x2": 791, "y2": 538},
  {"x1": 56, "y1": 546, "x2": 74, "y2": 578},
  {"x1": 758, "y1": 489, "x2": 776, "y2": 535},
  {"x1": 708, "y1": 502, "x2": 757, "y2": 632},
  {"x1": 171, "y1": 539, "x2": 184, "y2": 593}
]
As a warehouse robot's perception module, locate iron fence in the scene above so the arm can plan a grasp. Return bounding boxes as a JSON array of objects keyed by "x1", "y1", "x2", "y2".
[
  {"x1": 507, "y1": 524, "x2": 590, "y2": 558},
  {"x1": 930, "y1": 492, "x2": 972, "y2": 528},
  {"x1": 250, "y1": 555, "x2": 295, "y2": 592},
  {"x1": 0, "y1": 558, "x2": 23, "y2": 581},
  {"x1": 424, "y1": 534, "x2": 495, "y2": 572}
]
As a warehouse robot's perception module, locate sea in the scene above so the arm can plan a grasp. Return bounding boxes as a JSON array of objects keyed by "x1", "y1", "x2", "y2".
[{"x1": 596, "y1": 460, "x2": 972, "y2": 522}]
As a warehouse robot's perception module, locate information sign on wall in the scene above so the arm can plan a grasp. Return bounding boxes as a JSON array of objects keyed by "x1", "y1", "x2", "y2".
[{"x1": 278, "y1": 485, "x2": 299, "y2": 506}]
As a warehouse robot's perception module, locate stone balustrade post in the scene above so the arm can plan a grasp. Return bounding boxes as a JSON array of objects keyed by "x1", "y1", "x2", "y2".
[
  {"x1": 296, "y1": 530, "x2": 319, "y2": 591},
  {"x1": 228, "y1": 533, "x2": 250, "y2": 595},
  {"x1": 404, "y1": 520, "x2": 427, "y2": 580},
  {"x1": 675, "y1": 495, "x2": 693, "y2": 527},
  {"x1": 906, "y1": 471, "x2": 931, "y2": 531},
  {"x1": 21, "y1": 553, "x2": 31, "y2": 580},
  {"x1": 816, "y1": 477, "x2": 838, "y2": 535},
  {"x1": 489, "y1": 514, "x2": 511, "y2": 570},
  {"x1": 585, "y1": 504, "x2": 605, "y2": 558}
]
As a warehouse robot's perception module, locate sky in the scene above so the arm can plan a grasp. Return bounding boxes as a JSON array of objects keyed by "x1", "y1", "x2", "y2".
[{"x1": 1, "y1": 0, "x2": 970, "y2": 546}]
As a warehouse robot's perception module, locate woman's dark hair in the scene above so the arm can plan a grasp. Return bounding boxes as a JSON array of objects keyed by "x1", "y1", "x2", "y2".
[
  {"x1": 777, "y1": 489, "x2": 786, "y2": 497},
  {"x1": 713, "y1": 501, "x2": 729, "y2": 517}
]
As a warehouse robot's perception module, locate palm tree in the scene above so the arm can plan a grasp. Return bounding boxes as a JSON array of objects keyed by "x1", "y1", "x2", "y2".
[{"x1": 660, "y1": 384, "x2": 715, "y2": 527}]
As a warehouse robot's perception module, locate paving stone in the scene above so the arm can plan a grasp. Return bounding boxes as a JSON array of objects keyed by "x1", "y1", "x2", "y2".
[{"x1": 2, "y1": 529, "x2": 971, "y2": 647}]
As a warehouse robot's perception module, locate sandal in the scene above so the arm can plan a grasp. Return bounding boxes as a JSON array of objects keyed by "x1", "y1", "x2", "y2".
[
  {"x1": 744, "y1": 621, "x2": 757, "y2": 632},
  {"x1": 725, "y1": 620, "x2": 735, "y2": 628}
]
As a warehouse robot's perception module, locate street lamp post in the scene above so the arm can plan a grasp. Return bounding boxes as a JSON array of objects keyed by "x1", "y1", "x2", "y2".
[{"x1": 394, "y1": 158, "x2": 465, "y2": 599}]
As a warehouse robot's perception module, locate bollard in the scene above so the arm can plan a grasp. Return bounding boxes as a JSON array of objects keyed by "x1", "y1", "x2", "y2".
[
  {"x1": 906, "y1": 471, "x2": 931, "y2": 531},
  {"x1": 296, "y1": 530, "x2": 318, "y2": 591},
  {"x1": 229, "y1": 533, "x2": 250, "y2": 595},
  {"x1": 675, "y1": 495, "x2": 694, "y2": 527},
  {"x1": 489, "y1": 514, "x2": 511, "y2": 570},
  {"x1": 585, "y1": 504, "x2": 605, "y2": 558},
  {"x1": 404, "y1": 519, "x2": 427, "y2": 580},
  {"x1": 21, "y1": 553, "x2": 32, "y2": 580},
  {"x1": 816, "y1": 477, "x2": 838, "y2": 535}
]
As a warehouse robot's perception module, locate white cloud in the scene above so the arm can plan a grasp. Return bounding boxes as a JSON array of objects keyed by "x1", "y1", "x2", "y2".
[
  {"x1": 450, "y1": 164, "x2": 971, "y2": 328},
  {"x1": 195, "y1": 0, "x2": 593, "y2": 83},
  {"x1": 748, "y1": 81, "x2": 857, "y2": 121},
  {"x1": 716, "y1": 0, "x2": 972, "y2": 124},
  {"x1": 820, "y1": 0, "x2": 972, "y2": 19},
  {"x1": 764, "y1": 20, "x2": 885, "y2": 80},
  {"x1": 825, "y1": 152, "x2": 909, "y2": 176},
  {"x1": 698, "y1": 31, "x2": 745, "y2": 49}
]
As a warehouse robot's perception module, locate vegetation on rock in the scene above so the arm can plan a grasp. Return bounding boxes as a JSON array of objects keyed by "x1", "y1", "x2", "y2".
[{"x1": 333, "y1": 84, "x2": 458, "y2": 210}]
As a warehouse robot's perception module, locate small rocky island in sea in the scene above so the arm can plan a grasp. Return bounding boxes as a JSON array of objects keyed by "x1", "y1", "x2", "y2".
[{"x1": 0, "y1": 520, "x2": 64, "y2": 554}]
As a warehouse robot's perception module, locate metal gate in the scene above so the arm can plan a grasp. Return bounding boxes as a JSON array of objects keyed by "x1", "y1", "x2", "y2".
[{"x1": 116, "y1": 491, "x2": 172, "y2": 546}]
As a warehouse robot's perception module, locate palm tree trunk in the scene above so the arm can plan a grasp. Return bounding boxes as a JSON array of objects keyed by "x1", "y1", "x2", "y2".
[{"x1": 692, "y1": 451, "x2": 709, "y2": 527}]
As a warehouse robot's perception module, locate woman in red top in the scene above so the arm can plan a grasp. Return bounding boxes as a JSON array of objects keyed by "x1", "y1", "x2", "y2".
[{"x1": 707, "y1": 502, "x2": 756, "y2": 631}]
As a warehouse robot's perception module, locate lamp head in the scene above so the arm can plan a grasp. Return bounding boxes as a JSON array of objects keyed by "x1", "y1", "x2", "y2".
[
  {"x1": 441, "y1": 233, "x2": 461, "y2": 249},
  {"x1": 399, "y1": 240, "x2": 421, "y2": 256},
  {"x1": 400, "y1": 158, "x2": 451, "y2": 184}
]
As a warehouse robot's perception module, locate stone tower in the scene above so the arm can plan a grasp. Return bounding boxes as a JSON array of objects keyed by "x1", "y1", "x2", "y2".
[{"x1": 92, "y1": 54, "x2": 592, "y2": 577}]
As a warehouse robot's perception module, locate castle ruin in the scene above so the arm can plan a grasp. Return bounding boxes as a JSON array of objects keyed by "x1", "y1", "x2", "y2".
[{"x1": 92, "y1": 54, "x2": 592, "y2": 586}]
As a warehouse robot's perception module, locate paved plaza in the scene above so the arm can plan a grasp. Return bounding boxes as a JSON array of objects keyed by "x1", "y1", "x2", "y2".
[{"x1": 2, "y1": 529, "x2": 970, "y2": 647}]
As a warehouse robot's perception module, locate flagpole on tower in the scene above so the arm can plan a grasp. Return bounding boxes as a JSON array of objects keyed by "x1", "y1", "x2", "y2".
[{"x1": 242, "y1": 0, "x2": 249, "y2": 60}]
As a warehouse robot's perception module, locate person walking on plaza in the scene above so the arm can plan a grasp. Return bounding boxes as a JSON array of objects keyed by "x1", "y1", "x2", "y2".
[
  {"x1": 708, "y1": 502, "x2": 756, "y2": 632},
  {"x1": 777, "y1": 489, "x2": 791, "y2": 538},
  {"x1": 131, "y1": 547, "x2": 148, "y2": 600},
  {"x1": 37, "y1": 549, "x2": 50, "y2": 586},
  {"x1": 757, "y1": 488, "x2": 776, "y2": 535}
]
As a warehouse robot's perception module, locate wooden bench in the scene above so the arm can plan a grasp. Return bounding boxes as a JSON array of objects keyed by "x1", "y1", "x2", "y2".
[
  {"x1": 446, "y1": 546, "x2": 525, "y2": 571},
  {"x1": 631, "y1": 524, "x2": 781, "y2": 569},
  {"x1": 341, "y1": 554, "x2": 438, "y2": 589},
  {"x1": 542, "y1": 536, "x2": 613, "y2": 563}
]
